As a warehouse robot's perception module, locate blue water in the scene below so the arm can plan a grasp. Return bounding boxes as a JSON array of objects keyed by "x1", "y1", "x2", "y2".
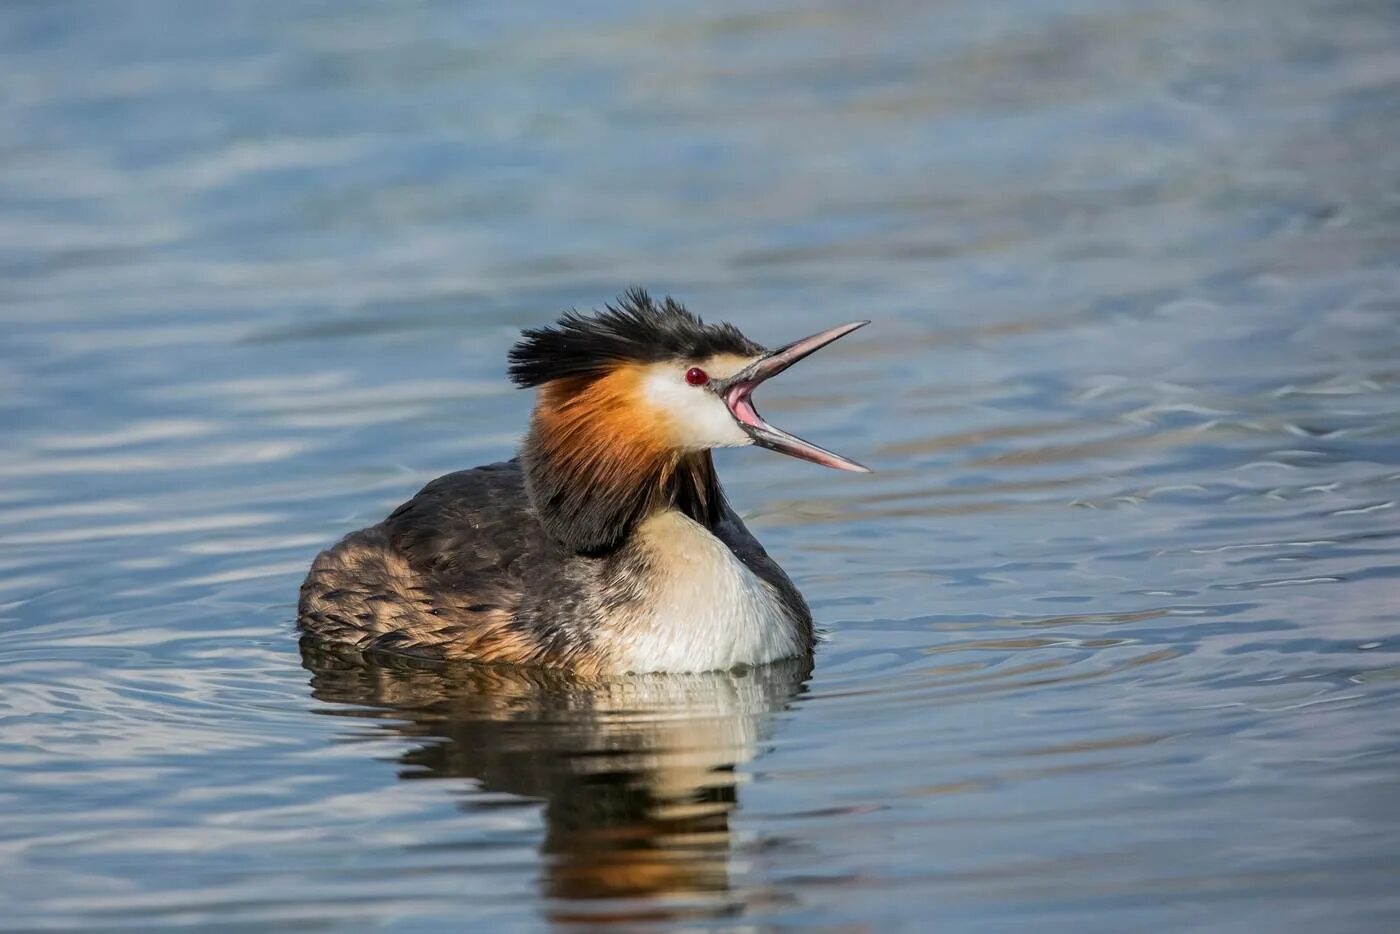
[{"x1": 3, "y1": 0, "x2": 1400, "y2": 929}]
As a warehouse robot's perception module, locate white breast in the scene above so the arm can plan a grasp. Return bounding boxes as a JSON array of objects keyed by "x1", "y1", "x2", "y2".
[{"x1": 605, "y1": 510, "x2": 804, "y2": 674}]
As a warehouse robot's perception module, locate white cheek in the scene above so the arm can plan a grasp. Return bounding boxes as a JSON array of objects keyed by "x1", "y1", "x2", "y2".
[{"x1": 643, "y1": 370, "x2": 752, "y2": 450}]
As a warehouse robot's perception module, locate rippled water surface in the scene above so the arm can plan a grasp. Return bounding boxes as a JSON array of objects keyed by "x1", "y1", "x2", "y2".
[{"x1": 4, "y1": 0, "x2": 1400, "y2": 930}]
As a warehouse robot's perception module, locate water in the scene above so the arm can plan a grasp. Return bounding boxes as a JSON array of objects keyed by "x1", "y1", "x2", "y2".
[{"x1": 3, "y1": 0, "x2": 1399, "y2": 929}]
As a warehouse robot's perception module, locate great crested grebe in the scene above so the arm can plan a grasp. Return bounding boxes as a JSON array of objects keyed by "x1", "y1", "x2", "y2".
[{"x1": 297, "y1": 290, "x2": 868, "y2": 674}]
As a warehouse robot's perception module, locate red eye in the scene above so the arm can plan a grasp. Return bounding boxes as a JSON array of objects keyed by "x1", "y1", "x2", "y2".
[{"x1": 684, "y1": 366, "x2": 709, "y2": 386}]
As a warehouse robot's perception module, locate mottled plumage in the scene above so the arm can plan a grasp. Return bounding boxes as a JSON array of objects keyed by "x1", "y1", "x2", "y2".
[{"x1": 299, "y1": 460, "x2": 810, "y2": 673}]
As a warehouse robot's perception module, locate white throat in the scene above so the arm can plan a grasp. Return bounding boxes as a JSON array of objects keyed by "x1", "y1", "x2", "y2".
[{"x1": 603, "y1": 510, "x2": 804, "y2": 673}]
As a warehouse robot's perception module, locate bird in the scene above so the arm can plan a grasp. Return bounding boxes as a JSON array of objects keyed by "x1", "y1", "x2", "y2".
[{"x1": 297, "y1": 289, "x2": 869, "y2": 675}]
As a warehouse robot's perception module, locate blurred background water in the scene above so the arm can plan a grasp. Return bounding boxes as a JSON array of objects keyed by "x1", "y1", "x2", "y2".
[{"x1": 3, "y1": 0, "x2": 1400, "y2": 930}]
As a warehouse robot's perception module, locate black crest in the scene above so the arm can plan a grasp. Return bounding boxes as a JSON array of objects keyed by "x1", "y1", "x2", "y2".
[{"x1": 508, "y1": 289, "x2": 765, "y2": 387}]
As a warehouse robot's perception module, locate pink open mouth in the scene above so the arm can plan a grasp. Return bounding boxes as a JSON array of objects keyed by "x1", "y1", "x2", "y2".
[{"x1": 725, "y1": 384, "x2": 764, "y2": 430}]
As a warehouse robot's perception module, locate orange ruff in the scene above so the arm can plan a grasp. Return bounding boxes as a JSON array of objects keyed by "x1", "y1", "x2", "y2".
[{"x1": 533, "y1": 366, "x2": 678, "y2": 500}]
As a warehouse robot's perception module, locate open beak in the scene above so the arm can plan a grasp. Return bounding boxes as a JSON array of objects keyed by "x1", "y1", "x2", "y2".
[{"x1": 717, "y1": 320, "x2": 871, "y2": 473}]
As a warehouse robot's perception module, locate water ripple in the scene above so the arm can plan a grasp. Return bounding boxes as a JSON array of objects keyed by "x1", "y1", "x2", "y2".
[{"x1": 4, "y1": 0, "x2": 1400, "y2": 929}]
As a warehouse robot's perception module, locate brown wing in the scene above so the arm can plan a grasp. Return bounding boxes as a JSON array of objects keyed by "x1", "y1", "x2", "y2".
[{"x1": 297, "y1": 460, "x2": 586, "y2": 666}]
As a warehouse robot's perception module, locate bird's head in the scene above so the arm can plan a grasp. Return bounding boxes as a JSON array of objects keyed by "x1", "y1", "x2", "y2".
[
  {"x1": 510, "y1": 289, "x2": 869, "y2": 470},
  {"x1": 509, "y1": 289, "x2": 868, "y2": 551}
]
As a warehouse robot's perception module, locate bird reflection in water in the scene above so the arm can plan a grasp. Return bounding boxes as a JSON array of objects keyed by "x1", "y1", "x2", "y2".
[{"x1": 300, "y1": 639, "x2": 810, "y2": 920}]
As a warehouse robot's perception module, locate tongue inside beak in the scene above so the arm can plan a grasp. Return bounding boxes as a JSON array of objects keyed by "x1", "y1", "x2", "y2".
[{"x1": 721, "y1": 320, "x2": 871, "y2": 473}]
